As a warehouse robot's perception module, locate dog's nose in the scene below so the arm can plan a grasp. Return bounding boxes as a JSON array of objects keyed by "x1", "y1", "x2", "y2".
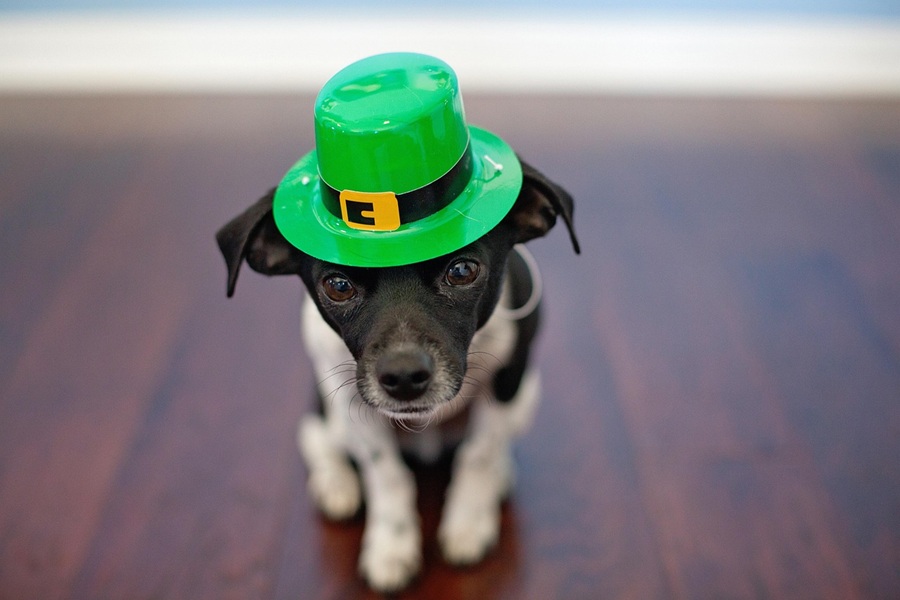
[{"x1": 376, "y1": 350, "x2": 434, "y2": 401}]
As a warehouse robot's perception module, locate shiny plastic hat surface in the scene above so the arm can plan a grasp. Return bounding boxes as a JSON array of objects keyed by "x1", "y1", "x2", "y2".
[
  {"x1": 314, "y1": 52, "x2": 469, "y2": 195},
  {"x1": 273, "y1": 52, "x2": 522, "y2": 268}
]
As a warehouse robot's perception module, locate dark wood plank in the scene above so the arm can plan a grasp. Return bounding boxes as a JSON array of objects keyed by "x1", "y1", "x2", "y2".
[
  {"x1": 0, "y1": 141, "x2": 139, "y2": 388},
  {"x1": 0, "y1": 149, "x2": 201, "y2": 599},
  {"x1": 0, "y1": 94, "x2": 898, "y2": 599}
]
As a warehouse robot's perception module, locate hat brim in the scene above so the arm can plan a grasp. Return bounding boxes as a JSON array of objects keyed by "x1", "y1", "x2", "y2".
[{"x1": 272, "y1": 126, "x2": 522, "y2": 267}]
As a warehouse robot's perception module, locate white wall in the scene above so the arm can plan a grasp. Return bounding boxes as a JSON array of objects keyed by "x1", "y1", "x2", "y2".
[{"x1": 1, "y1": 2, "x2": 898, "y2": 95}]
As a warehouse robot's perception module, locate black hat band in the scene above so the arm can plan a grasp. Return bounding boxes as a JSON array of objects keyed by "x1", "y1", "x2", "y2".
[{"x1": 320, "y1": 145, "x2": 473, "y2": 231}]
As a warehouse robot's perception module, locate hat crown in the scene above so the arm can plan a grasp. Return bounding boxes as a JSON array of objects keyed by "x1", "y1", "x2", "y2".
[{"x1": 314, "y1": 53, "x2": 470, "y2": 195}]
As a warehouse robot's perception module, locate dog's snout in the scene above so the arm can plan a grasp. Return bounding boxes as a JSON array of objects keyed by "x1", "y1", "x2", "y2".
[{"x1": 376, "y1": 350, "x2": 434, "y2": 401}]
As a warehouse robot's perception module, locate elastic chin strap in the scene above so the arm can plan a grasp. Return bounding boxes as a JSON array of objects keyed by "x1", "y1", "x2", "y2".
[{"x1": 493, "y1": 244, "x2": 543, "y2": 321}]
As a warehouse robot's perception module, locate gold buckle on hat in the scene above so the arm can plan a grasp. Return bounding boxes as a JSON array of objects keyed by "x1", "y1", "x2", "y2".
[{"x1": 339, "y1": 190, "x2": 401, "y2": 232}]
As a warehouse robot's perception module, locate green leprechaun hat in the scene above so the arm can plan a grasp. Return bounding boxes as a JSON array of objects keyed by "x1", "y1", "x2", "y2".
[{"x1": 272, "y1": 52, "x2": 523, "y2": 267}]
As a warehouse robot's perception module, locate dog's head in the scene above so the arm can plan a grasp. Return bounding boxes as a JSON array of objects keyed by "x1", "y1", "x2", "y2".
[{"x1": 216, "y1": 159, "x2": 579, "y2": 419}]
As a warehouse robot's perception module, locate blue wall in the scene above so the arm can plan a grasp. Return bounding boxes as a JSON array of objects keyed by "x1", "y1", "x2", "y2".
[{"x1": 1, "y1": 0, "x2": 898, "y2": 19}]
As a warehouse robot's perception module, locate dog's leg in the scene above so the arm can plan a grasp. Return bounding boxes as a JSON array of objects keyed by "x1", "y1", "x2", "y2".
[
  {"x1": 348, "y1": 421, "x2": 422, "y2": 592},
  {"x1": 439, "y1": 367, "x2": 541, "y2": 564},
  {"x1": 299, "y1": 392, "x2": 422, "y2": 592},
  {"x1": 300, "y1": 401, "x2": 421, "y2": 592},
  {"x1": 297, "y1": 413, "x2": 361, "y2": 520},
  {"x1": 298, "y1": 297, "x2": 363, "y2": 520}
]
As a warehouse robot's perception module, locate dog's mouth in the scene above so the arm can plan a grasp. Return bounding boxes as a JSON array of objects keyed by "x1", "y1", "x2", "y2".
[
  {"x1": 378, "y1": 404, "x2": 439, "y2": 422},
  {"x1": 384, "y1": 405, "x2": 431, "y2": 415},
  {"x1": 372, "y1": 390, "x2": 469, "y2": 425},
  {"x1": 362, "y1": 385, "x2": 463, "y2": 421}
]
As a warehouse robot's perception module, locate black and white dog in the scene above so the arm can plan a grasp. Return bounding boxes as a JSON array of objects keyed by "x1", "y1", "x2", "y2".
[{"x1": 217, "y1": 159, "x2": 578, "y2": 592}]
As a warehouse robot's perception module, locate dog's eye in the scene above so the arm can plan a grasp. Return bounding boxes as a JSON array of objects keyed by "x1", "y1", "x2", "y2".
[
  {"x1": 322, "y1": 275, "x2": 356, "y2": 302},
  {"x1": 445, "y1": 260, "x2": 480, "y2": 286}
]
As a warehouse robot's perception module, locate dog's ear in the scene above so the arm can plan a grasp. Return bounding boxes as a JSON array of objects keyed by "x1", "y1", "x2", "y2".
[
  {"x1": 507, "y1": 158, "x2": 580, "y2": 254},
  {"x1": 215, "y1": 188, "x2": 305, "y2": 297}
]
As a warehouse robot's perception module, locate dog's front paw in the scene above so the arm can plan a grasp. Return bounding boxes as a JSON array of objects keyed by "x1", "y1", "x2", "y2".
[
  {"x1": 438, "y1": 502, "x2": 501, "y2": 565},
  {"x1": 307, "y1": 459, "x2": 361, "y2": 520},
  {"x1": 359, "y1": 517, "x2": 422, "y2": 593},
  {"x1": 298, "y1": 416, "x2": 361, "y2": 520},
  {"x1": 439, "y1": 442, "x2": 514, "y2": 565}
]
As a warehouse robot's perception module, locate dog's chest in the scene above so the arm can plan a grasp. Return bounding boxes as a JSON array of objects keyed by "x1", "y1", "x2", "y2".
[{"x1": 396, "y1": 400, "x2": 474, "y2": 462}]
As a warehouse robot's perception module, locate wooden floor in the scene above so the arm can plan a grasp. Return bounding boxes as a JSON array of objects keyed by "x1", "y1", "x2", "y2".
[{"x1": 1, "y1": 94, "x2": 899, "y2": 599}]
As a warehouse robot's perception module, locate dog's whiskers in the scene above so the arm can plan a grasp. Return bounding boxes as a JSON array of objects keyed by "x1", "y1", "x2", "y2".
[
  {"x1": 355, "y1": 398, "x2": 367, "y2": 424},
  {"x1": 316, "y1": 361, "x2": 358, "y2": 391},
  {"x1": 391, "y1": 416, "x2": 431, "y2": 434},
  {"x1": 321, "y1": 373, "x2": 360, "y2": 400},
  {"x1": 466, "y1": 350, "x2": 503, "y2": 371}
]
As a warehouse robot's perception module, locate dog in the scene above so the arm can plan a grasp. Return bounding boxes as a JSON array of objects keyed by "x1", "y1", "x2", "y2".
[{"x1": 216, "y1": 157, "x2": 579, "y2": 591}]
